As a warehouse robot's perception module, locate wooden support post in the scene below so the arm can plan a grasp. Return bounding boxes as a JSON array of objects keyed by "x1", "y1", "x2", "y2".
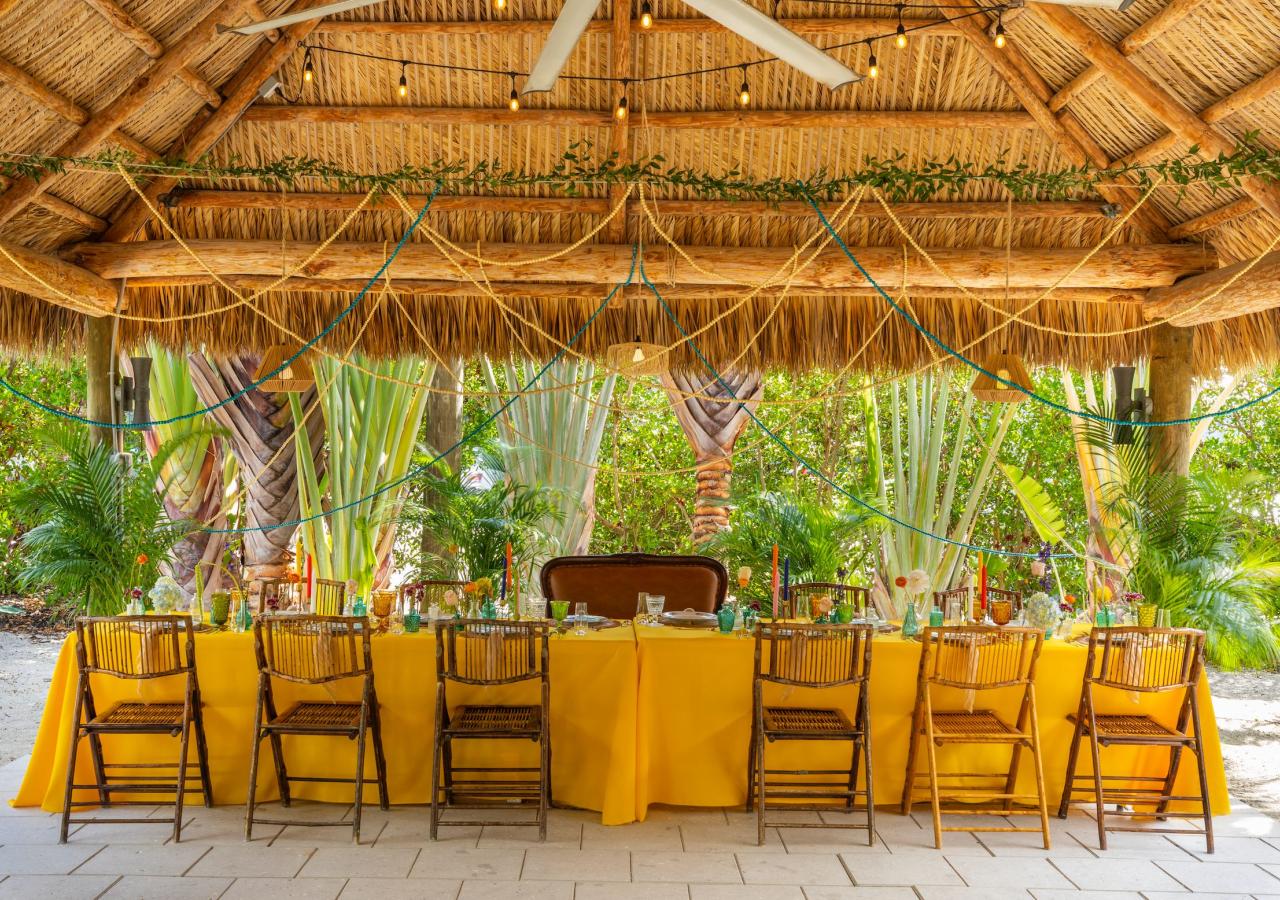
[
  {"x1": 1148, "y1": 323, "x2": 1193, "y2": 477},
  {"x1": 84, "y1": 315, "x2": 115, "y2": 448}
]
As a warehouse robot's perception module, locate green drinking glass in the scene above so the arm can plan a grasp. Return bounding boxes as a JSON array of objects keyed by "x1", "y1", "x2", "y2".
[
  {"x1": 550, "y1": 600, "x2": 570, "y2": 626},
  {"x1": 835, "y1": 604, "x2": 855, "y2": 624}
]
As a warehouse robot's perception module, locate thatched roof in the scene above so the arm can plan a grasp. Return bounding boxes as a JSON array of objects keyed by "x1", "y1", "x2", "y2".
[{"x1": 0, "y1": 0, "x2": 1278, "y2": 376}]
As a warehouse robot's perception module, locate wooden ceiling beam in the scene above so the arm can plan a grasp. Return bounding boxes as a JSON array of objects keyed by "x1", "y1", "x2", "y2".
[
  {"x1": 1168, "y1": 198, "x2": 1257, "y2": 241},
  {"x1": 162, "y1": 189, "x2": 1111, "y2": 221},
  {"x1": 104, "y1": 16, "x2": 323, "y2": 241},
  {"x1": 605, "y1": 0, "x2": 631, "y2": 244},
  {"x1": 0, "y1": 238, "x2": 119, "y2": 314},
  {"x1": 1123, "y1": 61, "x2": 1280, "y2": 166},
  {"x1": 0, "y1": 175, "x2": 106, "y2": 231},
  {"x1": 1046, "y1": 0, "x2": 1206, "y2": 113},
  {"x1": 124, "y1": 274, "x2": 1146, "y2": 302},
  {"x1": 68, "y1": 239, "x2": 1216, "y2": 289},
  {"x1": 239, "y1": 105, "x2": 1038, "y2": 130},
  {"x1": 81, "y1": 0, "x2": 223, "y2": 108},
  {"x1": 312, "y1": 16, "x2": 955, "y2": 38},
  {"x1": 932, "y1": 5, "x2": 1172, "y2": 241},
  {"x1": 1031, "y1": 3, "x2": 1280, "y2": 224},
  {"x1": 0, "y1": 0, "x2": 255, "y2": 230},
  {"x1": 1144, "y1": 250, "x2": 1280, "y2": 325}
]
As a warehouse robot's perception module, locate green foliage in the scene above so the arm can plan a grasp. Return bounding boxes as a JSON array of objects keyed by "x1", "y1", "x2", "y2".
[
  {"x1": 704, "y1": 491, "x2": 880, "y2": 606},
  {"x1": 405, "y1": 453, "x2": 564, "y2": 586},
  {"x1": 12, "y1": 425, "x2": 194, "y2": 615}
]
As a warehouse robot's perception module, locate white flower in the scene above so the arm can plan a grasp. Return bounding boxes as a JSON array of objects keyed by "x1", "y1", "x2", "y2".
[{"x1": 905, "y1": 569, "x2": 931, "y2": 596}]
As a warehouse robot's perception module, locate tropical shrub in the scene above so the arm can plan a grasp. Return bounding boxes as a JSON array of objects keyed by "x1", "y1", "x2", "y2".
[{"x1": 13, "y1": 424, "x2": 194, "y2": 615}]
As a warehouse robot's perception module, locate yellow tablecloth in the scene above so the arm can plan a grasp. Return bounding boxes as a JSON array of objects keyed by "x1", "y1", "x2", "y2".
[
  {"x1": 14, "y1": 624, "x2": 1229, "y2": 826},
  {"x1": 634, "y1": 627, "x2": 1229, "y2": 820},
  {"x1": 13, "y1": 625, "x2": 639, "y2": 825}
]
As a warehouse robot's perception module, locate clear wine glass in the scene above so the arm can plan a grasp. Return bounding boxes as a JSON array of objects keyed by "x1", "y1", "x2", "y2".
[
  {"x1": 574, "y1": 602, "x2": 589, "y2": 635},
  {"x1": 645, "y1": 593, "x2": 665, "y2": 626}
]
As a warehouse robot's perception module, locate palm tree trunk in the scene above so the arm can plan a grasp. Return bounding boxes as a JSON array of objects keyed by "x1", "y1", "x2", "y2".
[
  {"x1": 660, "y1": 368, "x2": 764, "y2": 546},
  {"x1": 188, "y1": 353, "x2": 325, "y2": 585}
]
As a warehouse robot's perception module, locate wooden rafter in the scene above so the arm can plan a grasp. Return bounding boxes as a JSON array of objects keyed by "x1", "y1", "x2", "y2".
[
  {"x1": 1030, "y1": 2, "x2": 1280, "y2": 224},
  {"x1": 1144, "y1": 251, "x2": 1280, "y2": 326},
  {"x1": 1046, "y1": 0, "x2": 1206, "y2": 112},
  {"x1": 313, "y1": 15, "x2": 956, "y2": 37},
  {"x1": 162, "y1": 189, "x2": 1112, "y2": 222},
  {"x1": 0, "y1": 0, "x2": 255, "y2": 231},
  {"x1": 239, "y1": 106, "x2": 1038, "y2": 129},
  {"x1": 932, "y1": 5, "x2": 1172, "y2": 241},
  {"x1": 1168, "y1": 198, "x2": 1257, "y2": 241},
  {"x1": 604, "y1": 0, "x2": 630, "y2": 243},
  {"x1": 67, "y1": 239, "x2": 1216, "y2": 289},
  {"x1": 81, "y1": 0, "x2": 223, "y2": 108},
  {"x1": 0, "y1": 175, "x2": 105, "y2": 232},
  {"x1": 0, "y1": 238, "x2": 118, "y2": 314},
  {"x1": 103, "y1": 16, "x2": 325, "y2": 241}
]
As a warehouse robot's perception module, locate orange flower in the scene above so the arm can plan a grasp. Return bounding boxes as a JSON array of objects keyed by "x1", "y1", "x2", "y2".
[
  {"x1": 286, "y1": 572, "x2": 301, "y2": 584},
  {"x1": 815, "y1": 596, "x2": 834, "y2": 615},
  {"x1": 893, "y1": 575, "x2": 907, "y2": 589},
  {"x1": 463, "y1": 581, "x2": 478, "y2": 595},
  {"x1": 135, "y1": 553, "x2": 148, "y2": 565}
]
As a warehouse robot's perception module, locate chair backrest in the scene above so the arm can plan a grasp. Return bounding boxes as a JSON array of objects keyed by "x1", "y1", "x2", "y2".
[
  {"x1": 1085, "y1": 626, "x2": 1205, "y2": 692},
  {"x1": 540, "y1": 553, "x2": 727, "y2": 619},
  {"x1": 254, "y1": 615, "x2": 371, "y2": 684},
  {"x1": 435, "y1": 619, "x2": 549, "y2": 686},
  {"x1": 313, "y1": 578, "x2": 346, "y2": 616},
  {"x1": 400, "y1": 580, "x2": 466, "y2": 613},
  {"x1": 986, "y1": 587, "x2": 1023, "y2": 614},
  {"x1": 75, "y1": 615, "x2": 194, "y2": 679},
  {"x1": 919, "y1": 625, "x2": 1042, "y2": 690},
  {"x1": 754, "y1": 622, "x2": 873, "y2": 688},
  {"x1": 788, "y1": 582, "x2": 870, "y2": 619},
  {"x1": 257, "y1": 577, "x2": 303, "y2": 614},
  {"x1": 933, "y1": 586, "x2": 969, "y2": 612}
]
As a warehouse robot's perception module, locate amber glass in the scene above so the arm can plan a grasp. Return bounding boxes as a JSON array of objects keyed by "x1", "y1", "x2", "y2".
[{"x1": 990, "y1": 599, "x2": 1013, "y2": 626}]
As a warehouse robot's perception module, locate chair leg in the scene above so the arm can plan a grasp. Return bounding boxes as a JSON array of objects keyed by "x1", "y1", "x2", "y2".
[
  {"x1": 1058, "y1": 718, "x2": 1085, "y2": 819},
  {"x1": 59, "y1": 684, "x2": 86, "y2": 844},
  {"x1": 1155, "y1": 742, "x2": 1186, "y2": 821},
  {"x1": 901, "y1": 699, "x2": 923, "y2": 815},
  {"x1": 352, "y1": 708, "x2": 370, "y2": 845},
  {"x1": 1002, "y1": 741, "x2": 1023, "y2": 815},
  {"x1": 539, "y1": 723, "x2": 551, "y2": 843},
  {"x1": 1028, "y1": 697, "x2": 1051, "y2": 851},
  {"x1": 846, "y1": 737, "x2": 861, "y2": 812},
  {"x1": 755, "y1": 737, "x2": 768, "y2": 847},
  {"x1": 370, "y1": 704, "x2": 390, "y2": 812},
  {"x1": 245, "y1": 729, "x2": 264, "y2": 842},
  {"x1": 745, "y1": 714, "x2": 758, "y2": 813},
  {"x1": 192, "y1": 702, "x2": 214, "y2": 808},
  {"x1": 268, "y1": 732, "x2": 291, "y2": 807},
  {"x1": 1188, "y1": 697, "x2": 1215, "y2": 854},
  {"x1": 923, "y1": 704, "x2": 943, "y2": 849},
  {"x1": 174, "y1": 718, "x2": 191, "y2": 843},
  {"x1": 1087, "y1": 731, "x2": 1107, "y2": 851},
  {"x1": 87, "y1": 733, "x2": 110, "y2": 808},
  {"x1": 862, "y1": 725, "x2": 876, "y2": 846}
]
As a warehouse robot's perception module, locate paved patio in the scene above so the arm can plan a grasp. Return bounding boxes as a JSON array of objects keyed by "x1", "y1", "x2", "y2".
[{"x1": 3, "y1": 758, "x2": 1279, "y2": 900}]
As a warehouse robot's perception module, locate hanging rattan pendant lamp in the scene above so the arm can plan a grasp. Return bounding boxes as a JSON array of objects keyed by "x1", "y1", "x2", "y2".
[
  {"x1": 970, "y1": 349, "x2": 1031, "y2": 403},
  {"x1": 606, "y1": 337, "x2": 667, "y2": 377}
]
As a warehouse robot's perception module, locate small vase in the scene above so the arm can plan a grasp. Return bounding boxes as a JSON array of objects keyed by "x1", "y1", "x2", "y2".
[
  {"x1": 1138, "y1": 603, "x2": 1158, "y2": 628},
  {"x1": 716, "y1": 606, "x2": 735, "y2": 634},
  {"x1": 481, "y1": 599, "x2": 497, "y2": 620},
  {"x1": 901, "y1": 603, "x2": 919, "y2": 638},
  {"x1": 928, "y1": 608, "x2": 944, "y2": 627},
  {"x1": 351, "y1": 596, "x2": 367, "y2": 618},
  {"x1": 403, "y1": 609, "x2": 421, "y2": 633},
  {"x1": 233, "y1": 591, "x2": 252, "y2": 633}
]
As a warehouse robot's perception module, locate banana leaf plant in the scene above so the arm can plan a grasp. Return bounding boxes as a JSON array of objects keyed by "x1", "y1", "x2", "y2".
[
  {"x1": 481, "y1": 357, "x2": 615, "y2": 560},
  {"x1": 143, "y1": 346, "x2": 236, "y2": 596},
  {"x1": 864, "y1": 372, "x2": 1018, "y2": 615},
  {"x1": 290, "y1": 354, "x2": 434, "y2": 595}
]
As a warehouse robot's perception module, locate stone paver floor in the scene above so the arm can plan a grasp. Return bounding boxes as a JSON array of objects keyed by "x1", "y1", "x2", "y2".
[{"x1": 4, "y1": 758, "x2": 1280, "y2": 900}]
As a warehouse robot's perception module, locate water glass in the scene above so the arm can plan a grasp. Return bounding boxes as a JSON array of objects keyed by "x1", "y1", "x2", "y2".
[
  {"x1": 574, "y1": 602, "x2": 589, "y2": 636},
  {"x1": 524, "y1": 598, "x2": 548, "y2": 620},
  {"x1": 645, "y1": 593, "x2": 665, "y2": 625}
]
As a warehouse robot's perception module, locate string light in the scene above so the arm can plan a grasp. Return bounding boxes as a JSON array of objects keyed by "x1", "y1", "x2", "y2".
[
  {"x1": 640, "y1": 0, "x2": 653, "y2": 29},
  {"x1": 398, "y1": 61, "x2": 408, "y2": 98},
  {"x1": 895, "y1": 5, "x2": 907, "y2": 48},
  {"x1": 508, "y1": 73, "x2": 520, "y2": 111},
  {"x1": 494, "y1": 0, "x2": 506, "y2": 9},
  {"x1": 993, "y1": 10, "x2": 1007, "y2": 48},
  {"x1": 615, "y1": 85, "x2": 629, "y2": 121},
  {"x1": 737, "y1": 65, "x2": 750, "y2": 107},
  {"x1": 302, "y1": 48, "x2": 314, "y2": 84},
  {"x1": 866, "y1": 42, "x2": 879, "y2": 79}
]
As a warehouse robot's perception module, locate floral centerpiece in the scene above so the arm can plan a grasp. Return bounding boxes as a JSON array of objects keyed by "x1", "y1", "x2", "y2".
[
  {"x1": 1024, "y1": 591, "x2": 1059, "y2": 637},
  {"x1": 147, "y1": 575, "x2": 185, "y2": 614}
]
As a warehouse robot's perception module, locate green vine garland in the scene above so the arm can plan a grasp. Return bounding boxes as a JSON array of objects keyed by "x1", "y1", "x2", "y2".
[{"x1": 2, "y1": 135, "x2": 1276, "y2": 203}]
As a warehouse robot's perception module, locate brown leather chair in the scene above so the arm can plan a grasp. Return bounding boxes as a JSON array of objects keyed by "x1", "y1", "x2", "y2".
[{"x1": 539, "y1": 553, "x2": 728, "y2": 620}]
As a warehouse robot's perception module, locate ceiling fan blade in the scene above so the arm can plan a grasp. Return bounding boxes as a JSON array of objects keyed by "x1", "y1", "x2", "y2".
[
  {"x1": 523, "y1": 0, "x2": 606, "y2": 94},
  {"x1": 218, "y1": 0, "x2": 387, "y2": 36},
  {"x1": 681, "y1": 0, "x2": 860, "y2": 91}
]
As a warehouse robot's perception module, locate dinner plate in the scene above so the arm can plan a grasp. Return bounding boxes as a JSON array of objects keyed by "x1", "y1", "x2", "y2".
[
  {"x1": 660, "y1": 609, "x2": 717, "y2": 628},
  {"x1": 564, "y1": 613, "x2": 609, "y2": 625}
]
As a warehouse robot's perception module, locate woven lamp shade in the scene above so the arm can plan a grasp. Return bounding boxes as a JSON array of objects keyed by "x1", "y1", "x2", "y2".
[
  {"x1": 970, "y1": 350, "x2": 1031, "y2": 403},
  {"x1": 605, "y1": 341, "x2": 667, "y2": 377},
  {"x1": 252, "y1": 346, "x2": 315, "y2": 392}
]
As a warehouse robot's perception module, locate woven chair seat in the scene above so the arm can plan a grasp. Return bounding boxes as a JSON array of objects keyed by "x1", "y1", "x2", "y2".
[
  {"x1": 929, "y1": 709, "x2": 1022, "y2": 740},
  {"x1": 450, "y1": 704, "x2": 541, "y2": 735},
  {"x1": 763, "y1": 706, "x2": 856, "y2": 737},
  {"x1": 270, "y1": 701, "x2": 364, "y2": 731},
  {"x1": 91, "y1": 702, "x2": 185, "y2": 728},
  {"x1": 1071, "y1": 713, "x2": 1184, "y2": 741}
]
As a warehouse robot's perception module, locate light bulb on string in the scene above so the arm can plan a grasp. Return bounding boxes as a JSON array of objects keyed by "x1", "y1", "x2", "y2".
[
  {"x1": 993, "y1": 11, "x2": 1007, "y2": 48},
  {"x1": 508, "y1": 73, "x2": 520, "y2": 111},
  {"x1": 640, "y1": 0, "x2": 653, "y2": 29},
  {"x1": 494, "y1": 0, "x2": 506, "y2": 9},
  {"x1": 615, "y1": 83, "x2": 629, "y2": 120},
  {"x1": 302, "y1": 48, "x2": 314, "y2": 84},
  {"x1": 866, "y1": 43, "x2": 878, "y2": 79},
  {"x1": 398, "y1": 61, "x2": 408, "y2": 98},
  {"x1": 737, "y1": 66, "x2": 750, "y2": 107},
  {"x1": 895, "y1": 5, "x2": 907, "y2": 48}
]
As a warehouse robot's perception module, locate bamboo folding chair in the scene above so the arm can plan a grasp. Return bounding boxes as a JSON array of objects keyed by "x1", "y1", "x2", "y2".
[
  {"x1": 257, "y1": 577, "x2": 303, "y2": 614},
  {"x1": 901, "y1": 626, "x2": 1050, "y2": 849},
  {"x1": 60, "y1": 615, "x2": 212, "y2": 843},
  {"x1": 1058, "y1": 627, "x2": 1213, "y2": 852},
  {"x1": 932, "y1": 587, "x2": 970, "y2": 614},
  {"x1": 747, "y1": 622, "x2": 875, "y2": 846},
  {"x1": 787, "y1": 583, "x2": 870, "y2": 620},
  {"x1": 431, "y1": 619, "x2": 551, "y2": 841},
  {"x1": 312, "y1": 578, "x2": 346, "y2": 615},
  {"x1": 245, "y1": 615, "x2": 388, "y2": 843}
]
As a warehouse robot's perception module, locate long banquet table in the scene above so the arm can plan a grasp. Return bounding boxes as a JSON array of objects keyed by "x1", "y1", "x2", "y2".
[{"x1": 14, "y1": 623, "x2": 1230, "y2": 825}]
